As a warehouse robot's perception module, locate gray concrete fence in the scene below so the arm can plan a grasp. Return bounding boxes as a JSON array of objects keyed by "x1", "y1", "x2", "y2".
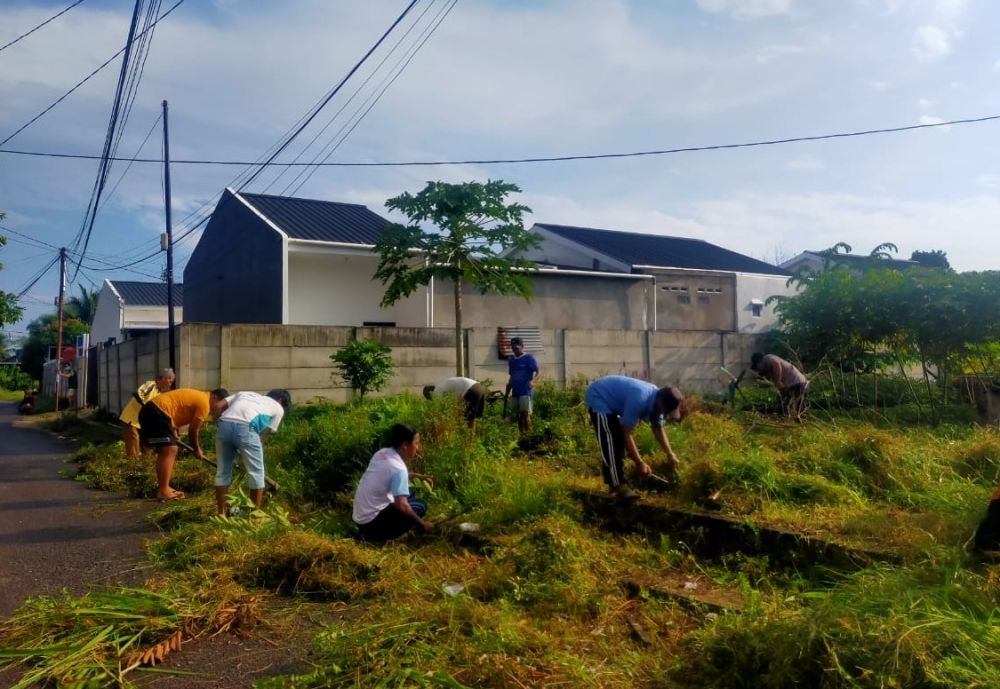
[{"x1": 92, "y1": 323, "x2": 759, "y2": 413}]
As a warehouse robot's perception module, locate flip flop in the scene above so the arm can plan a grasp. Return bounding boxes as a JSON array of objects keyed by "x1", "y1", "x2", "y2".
[{"x1": 158, "y1": 491, "x2": 186, "y2": 502}]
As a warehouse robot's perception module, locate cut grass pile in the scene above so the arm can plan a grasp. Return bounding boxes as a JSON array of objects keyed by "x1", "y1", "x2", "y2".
[{"x1": 9, "y1": 380, "x2": 1000, "y2": 688}]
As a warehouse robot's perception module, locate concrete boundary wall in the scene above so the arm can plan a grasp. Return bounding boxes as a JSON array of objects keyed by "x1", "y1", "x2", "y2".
[{"x1": 96, "y1": 322, "x2": 760, "y2": 413}]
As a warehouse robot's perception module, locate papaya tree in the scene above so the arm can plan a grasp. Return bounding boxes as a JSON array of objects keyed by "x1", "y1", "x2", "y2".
[{"x1": 373, "y1": 180, "x2": 539, "y2": 376}]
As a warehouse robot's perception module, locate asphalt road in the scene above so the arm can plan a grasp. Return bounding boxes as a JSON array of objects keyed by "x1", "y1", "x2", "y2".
[{"x1": 0, "y1": 401, "x2": 156, "y2": 618}]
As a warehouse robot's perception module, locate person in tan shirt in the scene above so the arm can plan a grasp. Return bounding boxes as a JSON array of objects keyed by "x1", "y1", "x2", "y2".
[
  {"x1": 751, "y1": 352, "x2": 809, "y2": 420},
  {"x1": 119, "y1": 368, "x2": 175, "y2": 459},
  {"x1": 138, "y1": 387, "x2": 227, "y2": 500}
]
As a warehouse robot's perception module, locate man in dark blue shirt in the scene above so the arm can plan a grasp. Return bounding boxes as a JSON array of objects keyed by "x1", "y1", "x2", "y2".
[{"x1": 505, "y1": 337, "x2": 541, "y2": 434}]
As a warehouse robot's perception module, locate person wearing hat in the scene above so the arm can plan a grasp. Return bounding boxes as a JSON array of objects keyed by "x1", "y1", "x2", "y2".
[
  {"x1": 584, "y1": 375, "x2": 685, "y2": 501},
  {"x1": 119, "y1": 368, "x2": 175, "y2": 459},
  {"x1": 210, "y1": 389, "x2": 291, "y2": 516},
  {"x1": 505, "y1": 337, "x2": 541, "y2": 434}
]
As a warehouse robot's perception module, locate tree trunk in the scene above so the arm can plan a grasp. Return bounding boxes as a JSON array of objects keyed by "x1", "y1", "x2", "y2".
[{"x1": 454, "y1": 277, "x2": 464, "y2": 377}]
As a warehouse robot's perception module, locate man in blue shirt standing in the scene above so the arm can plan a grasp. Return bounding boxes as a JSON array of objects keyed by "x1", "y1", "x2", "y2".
[
  {"x1": 585, "y1": 375, "x2": 684, "y2": 500},
  {"x1": 506, "y1": 337, "x2": 541, "y2": 434}
]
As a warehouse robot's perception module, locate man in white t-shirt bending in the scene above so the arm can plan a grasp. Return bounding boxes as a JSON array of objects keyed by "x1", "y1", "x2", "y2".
[
  {"x1": 423, "y1": 376, "x2": 486, "y2": 430},
  {"x1": 211, "y1": 389, "x2": 291, "y2": 516},
  {"x1": 353, "y1": 423, "x2": 433, "y2": 543}
]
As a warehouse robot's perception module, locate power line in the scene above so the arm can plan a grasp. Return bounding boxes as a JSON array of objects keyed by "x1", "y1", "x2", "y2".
[
  {"x1": 99, "y1": 111, "x2": 162, "y2": 212},
  {"x1": 3, "y1": 112, "x2": 998, "y2": 168},
  {"x1": 0, "y1": 224, "x2": 61, "y2": 251},
  {"x1": 0, "y1": 0, "x2": 87, "y2": 53},
  {"x1": 72, "y1": 0, "x2": 165, "y2": 281},
  {"x1": 286, "y1": 0, "x2": 458, "y2": 196},
  {"x1": 263, "y1": 0, "x2": 444, "y2": 194},
  {"x1": 237, "y1": 0, "x2": 422, "y2": 191},
  {"x1": 96, "y1": 0, "x2": 434, "y2": 273},
  {"x1": 0, "y1": 0, "x2": 186, "y2": 147}
]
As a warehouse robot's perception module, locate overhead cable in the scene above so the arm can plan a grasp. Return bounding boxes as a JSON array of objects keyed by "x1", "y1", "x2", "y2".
[
  {"x1": 237, "y1": 0, "x2": 422, "y2": 191},
  {"x1": 0, "y1": 0, "x2": 186, "y2": 147},
  {"x1": 0, "y1": 0, "x2": 87, "y2": 53},
  {"x1": 2, "y1": 112, "x2": 996, "y2": 168}
]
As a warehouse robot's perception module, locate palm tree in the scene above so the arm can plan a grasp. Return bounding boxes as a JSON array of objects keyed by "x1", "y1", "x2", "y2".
[{"x1": 66, "y1": 284, "x2": 100, "y2": 325}]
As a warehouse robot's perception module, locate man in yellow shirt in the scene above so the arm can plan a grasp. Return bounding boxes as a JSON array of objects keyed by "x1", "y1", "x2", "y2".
[
  {"x1": 138, "y1": 387, "x2": 227, "y2": 501},
  {"x1": 119, "y1": 368, "x2": 175, "y2": 459}
]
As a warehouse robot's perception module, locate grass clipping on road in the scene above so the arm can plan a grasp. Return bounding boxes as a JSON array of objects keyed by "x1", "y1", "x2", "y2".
[
  {"x1": 7, "y1": 380, "x2": 1000, "y2": 688},
  {"x1": 0, "y1": 586, "x2": 261, "y2": 689}
]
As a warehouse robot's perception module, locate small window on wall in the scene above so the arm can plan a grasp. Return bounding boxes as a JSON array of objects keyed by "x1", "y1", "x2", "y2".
[
  {"x1": 698, "y1": 295, "x2": 710, "y2": 305},
  {"x1": 750, "y1": 299, "x2": 764, "y2": 318},
  {"x1": 677, "y1": 295, "x2": 691, "y2": 304}
]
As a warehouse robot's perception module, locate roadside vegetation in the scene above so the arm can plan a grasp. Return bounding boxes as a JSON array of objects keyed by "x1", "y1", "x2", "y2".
[{"x1": 2, "y1": 373, "x2": 998, "y2": 689}]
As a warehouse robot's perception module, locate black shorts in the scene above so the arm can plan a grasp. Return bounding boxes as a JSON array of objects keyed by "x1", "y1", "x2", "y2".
[
  {"x1": 138, "y1": 402, "x2": 176, "y2": 447},
  {"x1": 463, "y1": 383, "x2": 486, "y2": 421}
]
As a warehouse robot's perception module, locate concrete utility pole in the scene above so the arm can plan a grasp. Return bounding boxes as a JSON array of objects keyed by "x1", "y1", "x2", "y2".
[
  {"x1": 162, "y1": 99, "x2": 176, "y2": 378},
  {"x1": 54, "y1": 246, "x2": 67, "y2": 411}
]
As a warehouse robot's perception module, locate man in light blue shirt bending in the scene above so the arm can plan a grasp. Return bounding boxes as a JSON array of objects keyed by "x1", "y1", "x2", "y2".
[{"x1": 584, "y1": 375, "x2": 684, "y2": 501}]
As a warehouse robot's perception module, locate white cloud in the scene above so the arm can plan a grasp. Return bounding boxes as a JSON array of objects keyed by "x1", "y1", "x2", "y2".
[
  {"x1": 754, "y1": 43, "x2": 805, "y2": 64},
  {"x1": 913, "y1": 25, "x2": 952, "y2": 61},
  {"x1": 917, "y1": 97, "x2": 936, "y2": 109},
  {"x1": 993, "y1": 58, "x2": 1000, "y2": 71},
  {"x1": 869, "y1": 80, "x2": 890, "y2": 91},
  {"x1": 918, "y1": 115, "x2": 950, "y2": 130},
  {"x1": 786, "y1": 156, "x2": 824, "y2": 171},
  {"x1": 696, "y1": 0, "x2": 795, "y2": 19}
]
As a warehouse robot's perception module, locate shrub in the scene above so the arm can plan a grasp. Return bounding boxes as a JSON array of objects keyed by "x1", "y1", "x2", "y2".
[{"x1": 330, "y1": 338, "x2": 395, "y2": 399}]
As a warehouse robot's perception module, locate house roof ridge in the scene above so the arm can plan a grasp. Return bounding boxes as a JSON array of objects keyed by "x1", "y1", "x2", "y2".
[
  {"x1": 238, "y1": 190, "x2": 369, "y2": 209},
  {"x1": 535, "y1": 222, "x2": 710, "y2": 244}
]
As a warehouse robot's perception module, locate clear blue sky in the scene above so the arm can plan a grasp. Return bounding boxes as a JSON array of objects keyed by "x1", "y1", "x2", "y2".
[{"x1": 2, "y1": 0, "x2": 999, "y2": 336}]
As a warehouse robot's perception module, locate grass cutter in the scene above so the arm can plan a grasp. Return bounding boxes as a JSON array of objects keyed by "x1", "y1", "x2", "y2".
[{"x1": 719, "y1": 367, "x2": 748, "y2": 405}]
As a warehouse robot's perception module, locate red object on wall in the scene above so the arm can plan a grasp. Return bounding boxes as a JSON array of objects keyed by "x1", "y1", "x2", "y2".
[{"x1": 60, "y1": 345, "x2": 77, "y2": 364}]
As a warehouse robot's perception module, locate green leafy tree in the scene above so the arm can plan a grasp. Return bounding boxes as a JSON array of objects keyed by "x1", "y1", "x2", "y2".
[
  {"x1": 910, "y1": 249, "x2": 951, "y2": 270},
  {"x1": 330, "y1": 338, "x2": 396, "y2": 400},
  {"x1": 19, "y1": 314, "x2": 89, "y2": 381},
  {"x1": 0, "y1": 213, "x2": 25, "y2": 328},
  {"x1": 66, "y1": 284, "x2": 100, "y2": 325},
  {"x1": 374, "y1": 180, "x2": 539, "y2": 376}
]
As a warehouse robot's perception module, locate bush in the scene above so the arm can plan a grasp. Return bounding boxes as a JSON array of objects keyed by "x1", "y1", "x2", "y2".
[{"x1": 330, "y1": 338, "x2": 395, "y2": 399}]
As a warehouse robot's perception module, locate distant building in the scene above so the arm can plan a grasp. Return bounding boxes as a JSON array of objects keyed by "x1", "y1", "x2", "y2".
[
  {"x1": 90, "y1": 280, "x2": 183, "y2": 345},
  {"x1": 509, "y1": 223, "x2": 795, "y2": 333},
  {"x1": 781, "y1": 250, "x2": 919, "y2": 275},
  {"x1": 184, "y1": 189, "x2": 793, "y2": 333}
]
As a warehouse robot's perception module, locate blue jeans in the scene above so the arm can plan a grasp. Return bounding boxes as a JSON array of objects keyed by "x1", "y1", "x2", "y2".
[{"x1": 215, "y1": 420, "x2": 266, "y2": 490}]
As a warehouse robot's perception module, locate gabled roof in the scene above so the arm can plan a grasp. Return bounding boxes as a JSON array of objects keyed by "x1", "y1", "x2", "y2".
[
  {"x1": 238, "y1": 191, "x2": 390, "y2": 244},
  {"x1": 535, "y1": 223, "x2": 792, "y2": 276},
  {"x1": 791, "y1": 251, "x2": 919, "y2": 271},
  {"x1": 108, "y1": 281, "x2": 183, "y2": 307}
]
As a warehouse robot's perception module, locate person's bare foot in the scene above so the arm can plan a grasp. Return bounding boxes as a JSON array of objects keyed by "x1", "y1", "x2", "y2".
[{"x1": 157, "y1": 490, "x2": 186, "y2": 502}]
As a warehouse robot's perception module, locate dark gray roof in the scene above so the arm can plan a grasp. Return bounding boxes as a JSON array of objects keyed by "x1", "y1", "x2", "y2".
[
  {"x1": 536, "y1": 224, "x2": 792, "y2": 276},
  {"x1": 239, "y1": 191, "x2": 390, "y2": 244},
  {"x1": 110, "y1": 281, "x2": 183, "y2": 307},
  {"x1": 805, "y1": 251, "x2": 919, "y2": 271}
]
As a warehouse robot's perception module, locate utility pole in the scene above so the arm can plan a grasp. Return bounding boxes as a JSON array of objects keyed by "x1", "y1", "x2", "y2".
[
  {"x1": 162, "y1": 99, "x2": 176, "y2": 378},
  {"x1": 54, "y1": 247, "x2": 67, "y2": 411}
]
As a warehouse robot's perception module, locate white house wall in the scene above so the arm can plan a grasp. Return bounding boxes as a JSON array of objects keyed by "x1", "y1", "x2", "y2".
[
  {"x1": 123, "y1": 305, "x2": 182, "y2": 331},
  {"x1": 91, "y1": 282, "x2": 123, "y2": 344},
  {"x1": 734, "y1": 273, "x2": 794, "y2": 333},
  {"x1": 287, "y1": 253, "x2": 425, "y2": 326}
]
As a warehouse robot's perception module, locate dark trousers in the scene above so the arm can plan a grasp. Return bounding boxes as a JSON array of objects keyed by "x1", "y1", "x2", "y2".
[
  {"x1": 975, "y1": 500, "x2": 1000, "y2": 551},
  {"x1": 590, "y1": 410, "x2": 626, "y2": 488},
  {"x1": 357, "y1": 497, "x2": 427, "y2": 544}
]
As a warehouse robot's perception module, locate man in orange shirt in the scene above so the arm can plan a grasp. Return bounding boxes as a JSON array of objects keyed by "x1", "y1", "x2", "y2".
[{"x1": 138, "y1": 387, "x2": 228, "y2": 500}]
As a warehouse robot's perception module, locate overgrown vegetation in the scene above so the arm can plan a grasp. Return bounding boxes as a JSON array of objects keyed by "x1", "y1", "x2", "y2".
[
  {"x1": 3, "y1": 379, "x2": 999, "y2": 688},
  {"x1": 769, "y1": 243, "x2": 1000, "y2": 421}
]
